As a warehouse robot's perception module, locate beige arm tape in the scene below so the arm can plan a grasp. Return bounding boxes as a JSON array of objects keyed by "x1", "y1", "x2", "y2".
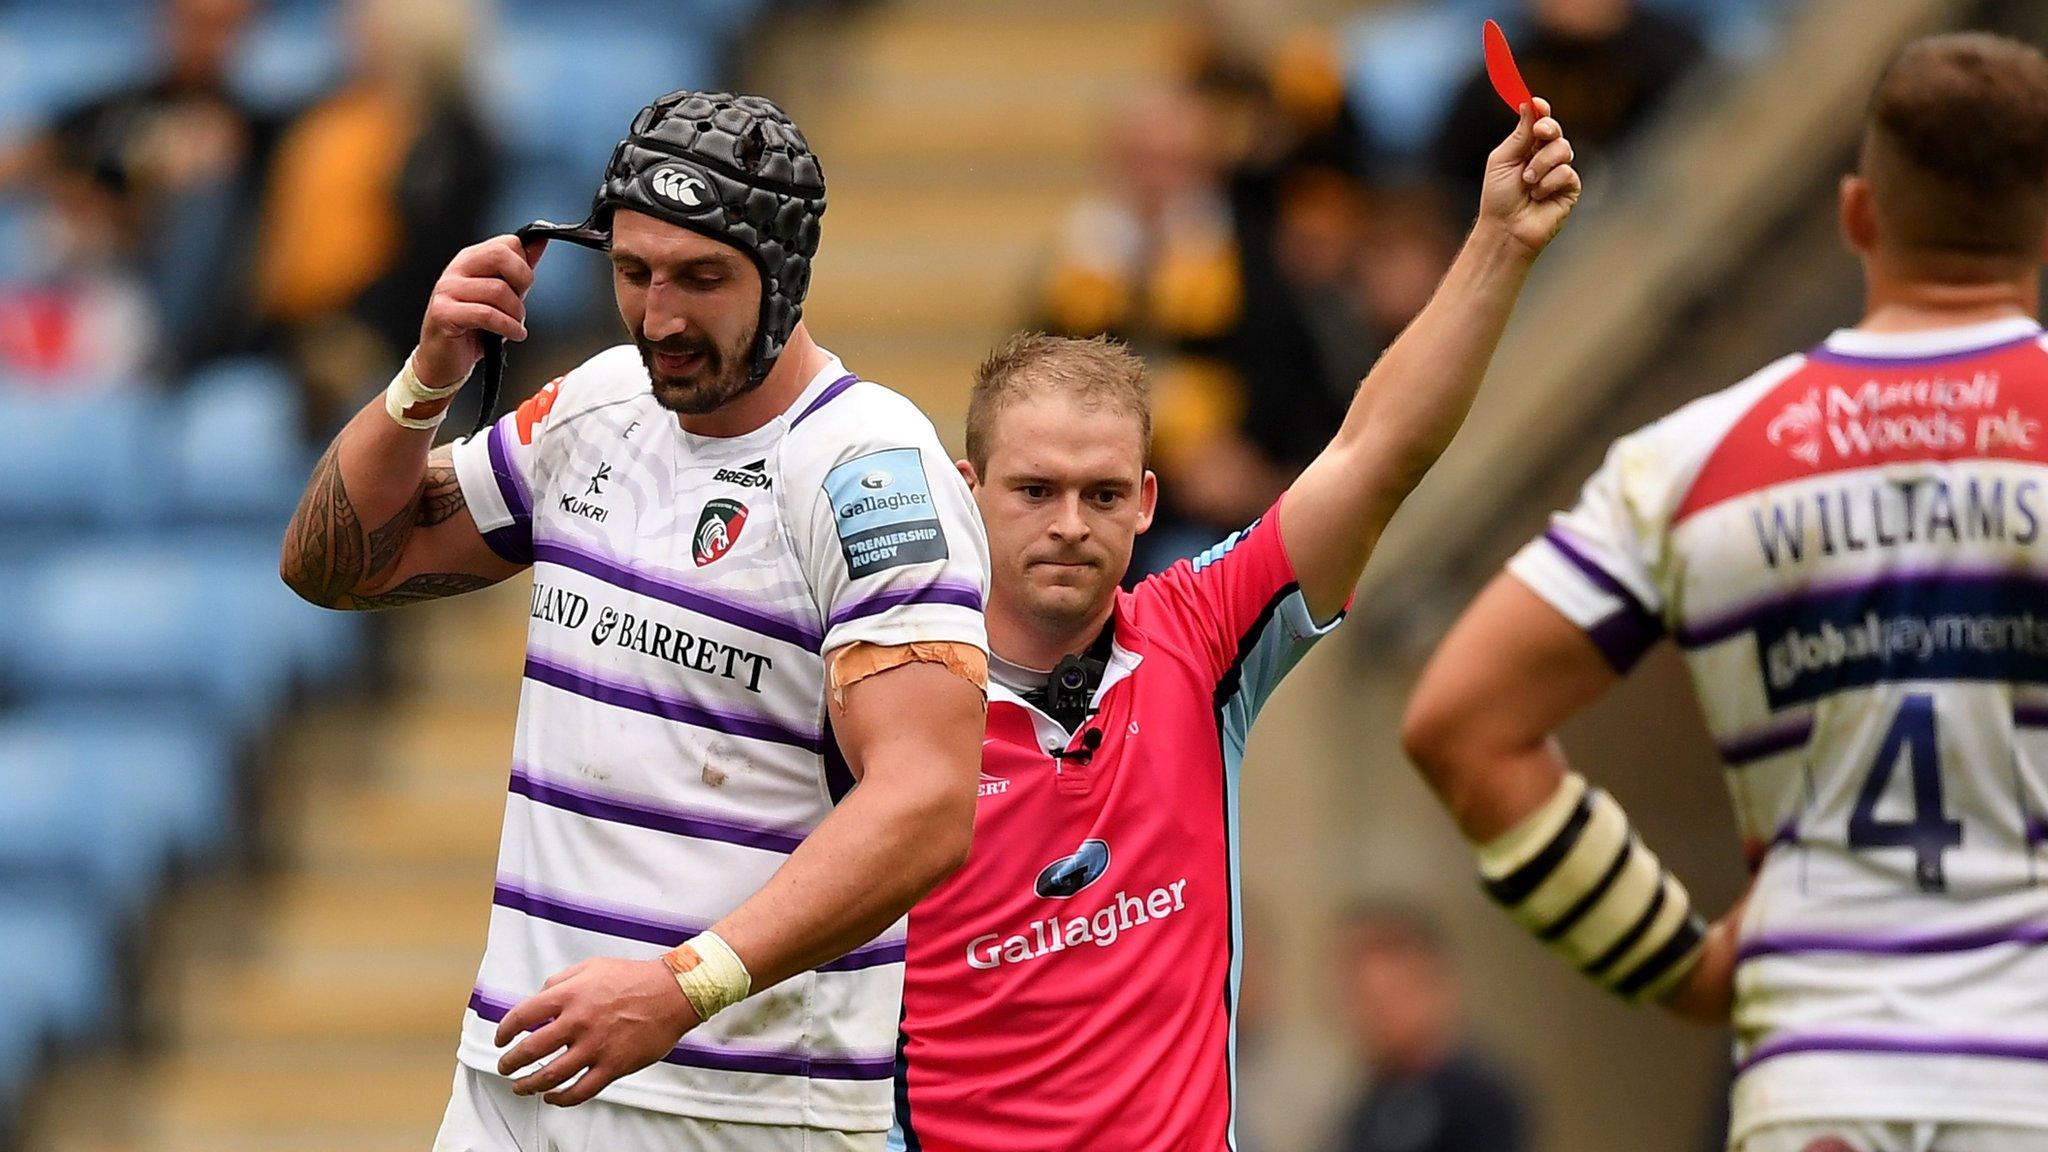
[
  {"x1": 383, "y1": 350, "x2": 465, "y2": 430},
  {"x1": 827, "y1": 641, "x2": 989, "y2": 709},
  {"x1": 661, "y1": 931, "x2": 752, "y2": 1021}
]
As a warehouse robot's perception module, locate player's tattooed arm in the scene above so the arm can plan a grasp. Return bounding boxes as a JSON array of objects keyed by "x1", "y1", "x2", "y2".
[{"x1": 281, "y1": 443, "x2": 502, "y2": 610}]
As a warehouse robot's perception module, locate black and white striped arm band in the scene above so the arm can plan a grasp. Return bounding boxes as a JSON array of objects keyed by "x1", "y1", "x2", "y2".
[{"x1": 1475, "y1": 773, "x2": 1706, "y2": 1002}]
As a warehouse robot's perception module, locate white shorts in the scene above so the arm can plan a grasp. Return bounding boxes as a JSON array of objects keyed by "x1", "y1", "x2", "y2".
[
  {"x1": 1736, "y1": 1122, "x2": 2048, "y2": 1152},
  {"x1": 432, "y1": 1064, "x2": 885, "y2": 1152}
]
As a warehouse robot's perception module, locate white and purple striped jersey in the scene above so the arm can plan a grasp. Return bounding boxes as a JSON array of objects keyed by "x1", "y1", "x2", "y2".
[
  {"x1": 446, "y1": 346, "x2": 990, "y2": 1131},
  {"x1": 1509, "y1": 318, "x2": 2048, "y2": 1141}
]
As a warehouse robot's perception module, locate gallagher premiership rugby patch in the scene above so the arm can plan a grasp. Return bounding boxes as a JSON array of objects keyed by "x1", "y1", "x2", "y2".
[{"x1": 825, "y1": 448, "x2": 948, "y2": 578}]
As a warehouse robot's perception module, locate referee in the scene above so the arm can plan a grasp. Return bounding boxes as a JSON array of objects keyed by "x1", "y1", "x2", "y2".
[{"x1": 889, "y1": 100, "x2": 1579, "y2": 1151}]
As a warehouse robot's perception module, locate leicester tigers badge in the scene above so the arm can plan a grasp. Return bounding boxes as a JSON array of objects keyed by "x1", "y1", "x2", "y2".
[{"x1": 693, "y1": 498, "x2": 748, "y2": 566}]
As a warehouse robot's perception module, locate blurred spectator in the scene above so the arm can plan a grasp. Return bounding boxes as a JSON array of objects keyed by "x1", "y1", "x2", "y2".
[
  {"x1": 1324, "y1": 901, "x2": 1531, "y2": 1152},
  {"x1": 253, "y1": 0, "x2": 500, "y2": 429},
  {"x1": 0, "y1": 170, "x2": 158, "y2": 385},
  {"x1": 0, "y1": 0, "x2": 277, "y2": 378},
  {"x1": 1429, "y1": 0, "x2": 1704, "y2": 219},
  {"x1": 1034, "y1": 85, "x2": 1241, "y2": 360}
]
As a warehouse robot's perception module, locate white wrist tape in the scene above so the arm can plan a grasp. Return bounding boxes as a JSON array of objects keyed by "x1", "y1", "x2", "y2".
[
  {"x1": 1477, "y1": 773, "x2": 1706, "y2": 1002},
  {"x1": 663, "y1": 931, "x2": 752, "y2": 1021},
  {"x1": 383, "y1": 353, "x2": 465, "y2": 430}
]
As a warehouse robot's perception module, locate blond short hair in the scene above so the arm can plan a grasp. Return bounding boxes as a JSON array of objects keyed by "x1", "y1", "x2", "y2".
[{"x1": 965, "y1": 333, "x2": 1152, "y2": 472}]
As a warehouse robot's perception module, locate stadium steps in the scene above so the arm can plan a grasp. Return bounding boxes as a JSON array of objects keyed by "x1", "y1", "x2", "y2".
[{"x1": 757, "y1": 0, "x2": 1179, "y2": 438}]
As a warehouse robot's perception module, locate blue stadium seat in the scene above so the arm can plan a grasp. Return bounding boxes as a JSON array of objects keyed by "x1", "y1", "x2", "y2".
[
  {"x1": 7, "y1": 538, "x2": 293, "y2": 734},
  {"x1": 229, "y1": 7, "x2": 342, "y2": 116},
  {"x1": 480, "y1": 23, "x2": 714, "y2": 174},
  {"x1": 178, "y1": 527, "x2": 365, "y2": 686},
  {"x1": 1344, "y1": 2, "x2": 1488, "y2": 164},
  {"x1": 0, "y1": 884, "x2": 116, "y2": 1046},
  {"x1": 0, "y1": 384, "x2": 161, "y2": 528},
  {"x1": 170, "y1": 358, "x2": 309, "y2": 525},
  {"x1": 0, "y1": 704, "x2": 237, "y2": 911},
  {"x1": 0, "y1": 11, "x2": 149, "y2": 139}
]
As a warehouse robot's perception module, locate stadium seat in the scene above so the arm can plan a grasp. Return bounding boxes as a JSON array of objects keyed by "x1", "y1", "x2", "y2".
[
  {"x1": 0, "y1": 703, "x2": 238, "y2": 909},
  {"x1": 0, "y1": 884, "x2": 116, "y2": 1045},
  {"x1": 229, "y1": 6, "x2": 343, "y2": 116},
  {"x1": 480, "y1": 23, "x2": 714, "y2": 174},
  {"x1": 0, "y1": 384, "x2": 161, "y2": 528},
  {"x1": 7, "y1": 539, "x2": 293, "y2": 734},
  {"x1": 178, "y1": 527, "x2": 366, "y2": 686},
  {"x1": 0, "y1": 11, "x2": 148, "y2": 139},
  {"x1": 169, "y1": 358, "x2": 309, "y2": 525},
  {"x1": 1343, "y1": 2, "x2": 1490, "y2": 164}
]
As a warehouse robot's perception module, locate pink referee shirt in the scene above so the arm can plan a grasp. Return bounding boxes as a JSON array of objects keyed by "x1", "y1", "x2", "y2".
[{"x1": 890, "y1": 499, "x2": 1343, "y2": 1151}]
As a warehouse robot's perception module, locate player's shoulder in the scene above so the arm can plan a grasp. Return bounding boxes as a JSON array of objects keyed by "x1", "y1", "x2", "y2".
[
  {"x1": 1601, "y1": 352, "x2": 1812, "y2": 498},
  {"x1": 504, "y1": 345, "x2": 648, "y2": 447},
  {"x1": 780, "y1": 373, "x2": 951, "y2": 479},
  {"x1": 549, "y1": 345, "x2": 652, "y2": 420},
  {"x1": 791, "y1": 374, "x2": 944, "y2": 445}
]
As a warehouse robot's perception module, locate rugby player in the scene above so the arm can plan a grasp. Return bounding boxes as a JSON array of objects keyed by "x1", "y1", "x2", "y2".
[
  {"x1": 889, "y1": 99, "x2": 1580, "y2": 1151},
  {"x1": 1401, "y1": 33, "x2": 2048, "y2": 1152},
  {"x1": 279, "y1": 91, "x2": 990, "y2": 1151}
]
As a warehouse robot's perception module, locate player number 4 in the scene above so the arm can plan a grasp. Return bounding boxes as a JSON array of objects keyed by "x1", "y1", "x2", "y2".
[{"x1": 1846, "y1": 693, "x2": 1962, "y2": 892}]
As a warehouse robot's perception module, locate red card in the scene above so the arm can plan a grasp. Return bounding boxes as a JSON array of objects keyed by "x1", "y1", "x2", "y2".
[{"x1": 1483, "y1": 19, "x2": 1532, "y2": 113}]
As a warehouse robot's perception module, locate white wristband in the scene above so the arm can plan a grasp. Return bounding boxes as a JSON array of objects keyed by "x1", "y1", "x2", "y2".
[
  {"x1": 663, "y1": 931, "x2": 753, "y2": 1021},
  {"x1": 383, "y1": 352, "x2": 465, "y2": 430}
]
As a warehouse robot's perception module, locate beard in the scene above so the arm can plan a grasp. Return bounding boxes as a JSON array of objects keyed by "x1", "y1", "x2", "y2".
[{"x1": 637, "y1": 323, "x2": 760, "y2": 415}]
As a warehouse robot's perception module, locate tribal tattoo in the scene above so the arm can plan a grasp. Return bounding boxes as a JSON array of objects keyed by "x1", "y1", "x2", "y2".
[{"x1": 282, "y1": 444, "x2": 489, "y2": 610}]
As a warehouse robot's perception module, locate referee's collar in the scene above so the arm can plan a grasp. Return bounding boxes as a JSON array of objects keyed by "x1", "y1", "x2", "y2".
[{"x1": 987, "y1": 608, "x2": 1147, "y2": 732}]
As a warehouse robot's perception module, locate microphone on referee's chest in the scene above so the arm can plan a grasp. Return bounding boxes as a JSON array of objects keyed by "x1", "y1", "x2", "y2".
[{"x1": 1050, "y1": 727, "x2": 1103, "y2": 766}]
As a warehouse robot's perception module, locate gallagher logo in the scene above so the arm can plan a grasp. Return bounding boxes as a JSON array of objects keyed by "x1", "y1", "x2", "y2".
[
  {"x1": 694, "y1": 498, "x2": 748, "y2": 566},
  {"x1": 1034, "y1": 839, "x2": 1110, "y2": 899}
]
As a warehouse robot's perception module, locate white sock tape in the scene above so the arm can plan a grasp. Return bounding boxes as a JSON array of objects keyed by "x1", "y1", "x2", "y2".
[
  {"x1": 665, "y1": 931, "x2": 753, "y2": 1021},
  {"x1": 383, "y1": 352, "x2": 465, "y2": 430}
]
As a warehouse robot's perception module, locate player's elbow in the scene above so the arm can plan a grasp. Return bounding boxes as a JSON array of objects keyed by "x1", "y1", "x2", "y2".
[
  {"x1": 278, "y1": 547, "x2": 338, "y2": 609},
  {"x1": 1398, "y1": 685, "x2": 1465, "y2": 786}
]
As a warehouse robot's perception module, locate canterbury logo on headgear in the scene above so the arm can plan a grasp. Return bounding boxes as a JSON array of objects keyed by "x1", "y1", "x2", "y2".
[{"x1": 649, "y1": 166, "x2": 710, "y2": 208}]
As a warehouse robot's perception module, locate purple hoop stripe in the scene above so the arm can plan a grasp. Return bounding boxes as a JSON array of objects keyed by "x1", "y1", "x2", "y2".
[
  {"x1": 509, "y1": 766, "x2": 809, "y2": 855},
  {"x1": 1679, "y1": 569, "x2": 2048, "y2": 649},
  {"x1": 532, "y1": 539, "x2": 824, "y2": 650},
  {"x1": 1738, "y1": 1030, "x2": 2048, "y2": 1075},
  {"x1": 467, "y1": 989, "x2": 894, "y2": 1080},
  {"x1": 523, "y1": 655, "x2": 823, "y2": 752},
  {"x1": 790, "y1": 373, "x2": 860, "y2": 427},
  {"x1": 1805, "y1": 331, "x2": 2041, "y2": 369},
  {"x1": 1739, "y1": 921, "x2": 2048, "y2": 962},
  {"x1": 2018, "y1": 702, "x2": 2048, "y2": 729},
  {"x1": 485, "y1": 419, "x2": 533, "y2": 521},
  {"x1": 1718, "y1": 718, "x2": 1814, "y2": 766},
  {"x1": 482, "y1": 522, "x2": 534, "y2": 566},
  {"x1": 1586, "y1": 607, "x2": 1664, "y2": 673},
  {"x1": 489, "y1": 879, "x2": 902, "y2": 973},
  {"x1": 1541, "y1": 528, "x2": 1658, "y2": 618},
  {"x1": 828, "y1": 580, "x2": 984, "y2": 630}
]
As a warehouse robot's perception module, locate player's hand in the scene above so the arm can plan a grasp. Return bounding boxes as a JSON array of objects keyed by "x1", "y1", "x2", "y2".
[
  {"x1": 414, "y1": 234, "x2": 548, "y2": 391},
  {"x1": 1657, "y1": 893, "x2": 1751, "y2": 1025},
  {"x1": 1477, "y1": 96, "x2": 1580, "y2": 259},
  {"x1": 492, "y1": 957, "x2": 701, "y2": 1106}
]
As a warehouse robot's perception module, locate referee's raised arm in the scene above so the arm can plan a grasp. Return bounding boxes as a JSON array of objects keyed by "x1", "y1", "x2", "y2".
[
  {"x1": 278, "y1": 234, "x2": 543, "y2": 610},
  {"x1": 1277, "y1": 97, "x2": 1579, "y2": 621}
]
